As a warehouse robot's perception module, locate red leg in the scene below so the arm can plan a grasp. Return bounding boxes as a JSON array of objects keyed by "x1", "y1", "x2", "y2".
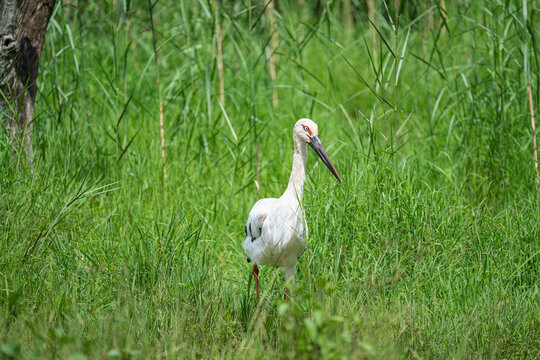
[
  {"x1": 252, "y1": 264, "x2": 260, "y2": 317},
  {"x1": 285, "y1": 287, "x2": 290, "y2": 302}
]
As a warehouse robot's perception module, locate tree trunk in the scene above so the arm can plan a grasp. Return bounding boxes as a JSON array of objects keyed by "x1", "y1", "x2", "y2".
[{"x1": 0, "y1": 0, "x2": 56, "y2": 163}]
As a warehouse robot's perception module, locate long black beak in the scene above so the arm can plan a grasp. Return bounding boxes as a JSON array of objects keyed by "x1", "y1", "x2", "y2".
[{"x1": 308, "y1": 135, "x2": 342, "y2": 184}]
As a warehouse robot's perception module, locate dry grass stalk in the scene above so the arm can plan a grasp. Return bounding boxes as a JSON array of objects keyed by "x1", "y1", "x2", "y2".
[
  {"x1": 428, "y1": 1, "x2": 447, "y2": 34},
  {"x1": 440, "y1": 0, "x2": 447, "y2": 35},
  {"x1": 253, "y1": 108, "x2": 260, "y2": 198},
  {"x1": 267, "y1": 0, "x2": 279, "y2": 107},
  {"x1": 343, "y1": 0, "x2": 354, "y2": 33},
  {"x1": 528, "y1": 85, "x2": 539, "y2": 186},
  {"x1": 367, "y1": 0, "x2": 378, "y2": 70},
  {"x1": 216, "y1": 0, "x2": 225, "y2": 107},
  {"x1": 148, "y1": 0, "x2": 167, "y2": 185},
  {"x1": 428, "y1": 0, "x2": 434, "y2": 30}
]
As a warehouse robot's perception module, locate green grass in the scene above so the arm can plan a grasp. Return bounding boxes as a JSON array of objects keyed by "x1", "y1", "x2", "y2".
[{"x1": 1, "y1": 0, "x2": 539, "y2": 358}]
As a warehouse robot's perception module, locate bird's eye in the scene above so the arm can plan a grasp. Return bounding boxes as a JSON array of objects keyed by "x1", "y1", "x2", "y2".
[{"x1": 304, "y1": 126, "x2": 309, "y2": 131}]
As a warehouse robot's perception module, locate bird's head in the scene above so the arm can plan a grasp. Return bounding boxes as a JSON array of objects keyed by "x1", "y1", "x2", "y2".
[
  {"x1": 294, "y1": 118, "x2": 319, "y2": 143},
  {"x1": 294, "y1": 118, "x2": 342, "y2": 184}
]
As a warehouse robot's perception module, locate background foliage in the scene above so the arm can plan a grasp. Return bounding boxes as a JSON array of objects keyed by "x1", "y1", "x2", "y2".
[{"x1": 1, "y1": 0, "x2": 539, "y2": 358}]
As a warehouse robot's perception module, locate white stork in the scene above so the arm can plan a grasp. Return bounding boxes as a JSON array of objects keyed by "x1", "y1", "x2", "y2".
[{"x1": 243, "y1": 119, "x2": 342, "y2": 312}]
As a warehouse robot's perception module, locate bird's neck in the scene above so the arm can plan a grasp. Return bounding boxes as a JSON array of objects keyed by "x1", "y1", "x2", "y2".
[{"x1": 283, "y1": 137, "x2": 307, "y2": 202}]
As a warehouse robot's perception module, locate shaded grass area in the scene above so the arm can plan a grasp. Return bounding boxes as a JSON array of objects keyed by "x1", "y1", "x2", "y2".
[{"x1": 1, "y1": 1, "x2": 539, "y2": 358}]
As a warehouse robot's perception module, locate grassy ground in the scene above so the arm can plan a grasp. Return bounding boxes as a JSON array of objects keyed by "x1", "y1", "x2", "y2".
[{"x1": 1, "y1": 1, "x2": 539, "y2": 358}]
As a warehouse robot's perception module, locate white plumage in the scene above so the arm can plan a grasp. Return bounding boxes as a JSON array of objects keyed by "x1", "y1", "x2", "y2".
[
  {"x1": 243, "y1": 191, "x2": 307, "y2": 283},
  {"x1": 243, "y1": 119, "x2": 342, "y2": 304}
]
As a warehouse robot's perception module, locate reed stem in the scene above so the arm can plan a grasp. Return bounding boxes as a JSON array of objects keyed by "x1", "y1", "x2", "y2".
[
  {"x1": 216, "y1": 0, "x2": 225, "y2": 107},
  {"x1": 148, "y1": 0, "x2": 167, "y2": 186},
  {"x1": 266, "y1": 0, "x2": 278, "y2": 107},
  {"x1": 528, "y1": 85, "x2": 539, "y2": 186}
]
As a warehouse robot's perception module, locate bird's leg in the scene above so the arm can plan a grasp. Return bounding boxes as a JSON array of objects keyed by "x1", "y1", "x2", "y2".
[
  {"x1": 252, "y1": 264, "x2": 260, "y2": 317},
  {"x1": 283, "y1": 263, "x2": 296, "y2": 302}
]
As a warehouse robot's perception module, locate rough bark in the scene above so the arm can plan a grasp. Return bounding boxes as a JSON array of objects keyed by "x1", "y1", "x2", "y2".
[{"x1": 0, "y1": 0, "x2": 56, "y2": 163}]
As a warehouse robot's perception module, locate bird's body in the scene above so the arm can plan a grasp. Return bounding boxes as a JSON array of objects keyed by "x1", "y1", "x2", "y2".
[
  {"x1": 243, "y1": 192, "x2": 307, "y2": 283},
  {"x1": 243, "y1": 119, "x2": 342, "y2": 305}
]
